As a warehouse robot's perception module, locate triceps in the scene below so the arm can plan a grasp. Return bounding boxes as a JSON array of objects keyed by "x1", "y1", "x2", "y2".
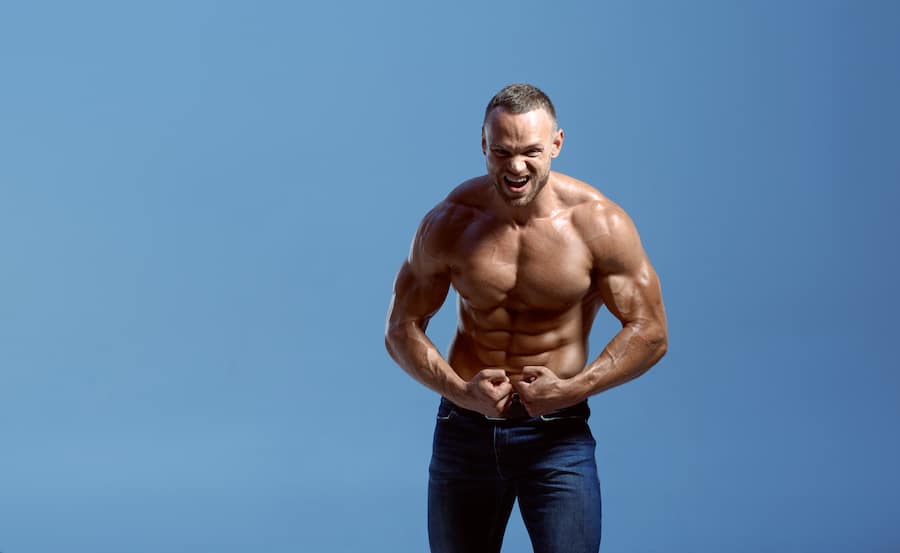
[{"x1": 386, "y1": 261, "x2": 451, "y2": 356}]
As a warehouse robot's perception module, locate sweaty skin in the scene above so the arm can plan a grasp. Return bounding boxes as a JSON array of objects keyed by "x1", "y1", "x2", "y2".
[{"x1": 385, "y1": 107, "x2": 668, "y2": 417}]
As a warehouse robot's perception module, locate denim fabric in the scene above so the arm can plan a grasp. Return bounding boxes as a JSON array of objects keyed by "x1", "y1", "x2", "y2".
[{"x1": 428, "y1": 397, "x2": 602, "y2": 553}]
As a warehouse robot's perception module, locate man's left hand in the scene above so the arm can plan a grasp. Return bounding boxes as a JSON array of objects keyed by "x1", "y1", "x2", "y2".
[{"x1": 512, "y1": 366, "x2": 584, "y2": 417}]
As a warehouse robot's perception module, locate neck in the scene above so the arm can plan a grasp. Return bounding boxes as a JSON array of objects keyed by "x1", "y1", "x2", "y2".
[{"x1": 491, "y1": 176, "x2": 557, "y2": 225}]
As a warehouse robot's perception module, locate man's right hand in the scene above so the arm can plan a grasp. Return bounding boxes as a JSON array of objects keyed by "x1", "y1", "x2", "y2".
[{"x1": 454, "y1": 368, "x2": 514, "y2": 417}]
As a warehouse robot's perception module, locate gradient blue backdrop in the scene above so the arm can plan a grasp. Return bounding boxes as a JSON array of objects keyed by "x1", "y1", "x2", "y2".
[{"x1": 2, "y1": 1, "x2": 898, "y2": 552}]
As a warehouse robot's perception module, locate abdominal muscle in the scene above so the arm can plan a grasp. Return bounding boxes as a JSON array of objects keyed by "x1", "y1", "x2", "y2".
[{"x1": 446, "y1": 303, "x2": 590, "y2": 383}]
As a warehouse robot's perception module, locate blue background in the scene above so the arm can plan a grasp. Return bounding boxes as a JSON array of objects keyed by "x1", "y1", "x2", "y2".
[{"x1": 2, "y1": 1, "x2": 899, "y2": 551}]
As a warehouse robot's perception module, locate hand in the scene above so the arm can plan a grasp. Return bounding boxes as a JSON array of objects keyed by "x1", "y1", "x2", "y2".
[
  {"x1": 458, "y1": 368, "x2": 514, "y2": 417},
  {"x1": 512, "y1": 366, "x2": 582, "y2": 417}
]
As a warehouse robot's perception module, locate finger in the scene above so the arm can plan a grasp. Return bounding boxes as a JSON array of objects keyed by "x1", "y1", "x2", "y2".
[
  {"x1": 478, "y1": 377, "x2": 508, "y2": 398},
  {"x1": 489, "y1": 381, "x2": 513, "y2": 400},
  {"x1": 511, "y1": 376, "x2": 537, "y2": 393},
  {"x1": 522, "y1": 365, "x2": 547, "y2": 380},
  {"x1": 478, "y1": 368, "x2": 510, "y2": 382},
  {"x1": 515, "y1": 381, "x2": 543, "y2": 403},
  {"x1": 495, "y1": 392, "x2": 513, "y2": 415}
]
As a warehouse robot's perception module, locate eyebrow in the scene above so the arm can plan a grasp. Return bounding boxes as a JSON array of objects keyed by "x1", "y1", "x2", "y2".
[{"x1": 491, "y1": 143, "x2": 545, "y2": 152}]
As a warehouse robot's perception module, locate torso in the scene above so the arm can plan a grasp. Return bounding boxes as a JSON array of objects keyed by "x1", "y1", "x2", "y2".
[{"x1": 431, "y1": 173, "x2": 609, "y2": 382}]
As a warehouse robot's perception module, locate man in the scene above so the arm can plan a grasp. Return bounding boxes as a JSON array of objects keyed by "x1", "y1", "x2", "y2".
[{"x1": 385, "y1": 83, "x2": 668, "y2": 553}]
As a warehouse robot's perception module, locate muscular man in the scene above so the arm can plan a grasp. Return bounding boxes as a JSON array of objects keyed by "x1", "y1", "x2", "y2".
[{"x1": 385, "y1": 83, "x2": 668, "y2": 553}]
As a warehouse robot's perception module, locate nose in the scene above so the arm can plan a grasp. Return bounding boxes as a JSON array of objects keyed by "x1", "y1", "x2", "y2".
[{"x1": 508, "y1": 157, "x2": 526, "y2": 174}]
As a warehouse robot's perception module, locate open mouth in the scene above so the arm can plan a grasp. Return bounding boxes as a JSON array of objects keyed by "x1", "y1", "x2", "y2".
[{"x1": 504, "y1": 175, "x2": 530, "y2": 193}]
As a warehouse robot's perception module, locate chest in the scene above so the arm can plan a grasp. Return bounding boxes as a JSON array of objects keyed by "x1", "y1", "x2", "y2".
[{"x1": 450, "y1": 219, "x2": 593, "y2": 311}]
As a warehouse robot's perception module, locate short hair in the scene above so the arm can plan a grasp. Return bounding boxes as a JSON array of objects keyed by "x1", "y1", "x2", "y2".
[{"x1": 483, "y1": 83, "x2": 558, "y2": 127}]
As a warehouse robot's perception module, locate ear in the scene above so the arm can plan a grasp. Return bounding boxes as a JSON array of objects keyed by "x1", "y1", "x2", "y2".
[
  {"x1": 550, "y1": 128, "x2": 564, "y2": 158},
  {"x1": 481, "y1": 127, "x2": 487, "y2": 155}
]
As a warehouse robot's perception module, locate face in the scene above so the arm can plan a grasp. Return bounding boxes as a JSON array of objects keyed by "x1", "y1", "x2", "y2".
[{"x1": 482, "y1": 107, "x2": 564, "y2": 207}]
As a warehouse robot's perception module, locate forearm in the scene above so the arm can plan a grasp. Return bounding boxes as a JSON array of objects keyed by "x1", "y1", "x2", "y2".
[
  {"x1": 572, "y1": 320, "x2": 667, "y2": 399},
  {"x1": 385, "y1": 322, "x2": 467, "y2": 401}
]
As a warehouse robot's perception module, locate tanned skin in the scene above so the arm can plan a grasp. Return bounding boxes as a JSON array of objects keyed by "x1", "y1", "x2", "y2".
[{"x1": 386, "y1": 106, "x2": 668, "y2": 417}]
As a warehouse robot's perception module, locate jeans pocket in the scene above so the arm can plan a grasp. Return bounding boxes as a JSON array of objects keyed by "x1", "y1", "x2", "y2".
[
  {"x1": 436, "y1": 401, "x2": 456, "y2": 421},
  {"x1": 538, "y1": 401, "x2": 591, "y2": 422},
  {"x1": 539, "y1": 414, "x2": 586, "y2": 422}
]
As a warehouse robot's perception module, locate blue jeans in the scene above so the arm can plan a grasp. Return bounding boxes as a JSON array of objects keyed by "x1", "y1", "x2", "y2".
[{"x1": 428, "y1": 397, "x2": 602, "y2": 553}]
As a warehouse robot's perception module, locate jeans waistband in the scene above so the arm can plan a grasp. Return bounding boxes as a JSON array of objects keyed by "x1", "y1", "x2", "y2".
[{"x1": 440, "y1": 396, "x2": 590, "y2": 424}]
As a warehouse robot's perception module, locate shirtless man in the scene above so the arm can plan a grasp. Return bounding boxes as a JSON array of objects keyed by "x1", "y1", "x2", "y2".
[{"x1": 385, "y1": 84, "x2": 668, "y2": 553}]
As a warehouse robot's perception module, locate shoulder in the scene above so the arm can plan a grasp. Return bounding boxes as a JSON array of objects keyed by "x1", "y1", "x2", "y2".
[
  {"x1": 411, "y1": 176, "x2": 491, "y2": 264},
  {"x1": 550, "y1": 173, "x2": 627, "y2": 232},
  {"x1": 553, "y1": 174, "x2": 645, "y2": 272},
  {"x1": 420, "y1": 176, "x2": 491, "y2": 238}
]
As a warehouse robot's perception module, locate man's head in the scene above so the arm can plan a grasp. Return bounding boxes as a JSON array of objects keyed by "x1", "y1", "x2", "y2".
[
  {"x1": 482, "y1": 84, "x2": 564, "y2": 208},
  {"x1": 483, "y1": 83, "x2": 558, "y2": 130}
]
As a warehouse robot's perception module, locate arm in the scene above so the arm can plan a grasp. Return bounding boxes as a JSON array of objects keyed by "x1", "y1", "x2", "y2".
[
  {"x1": 515, "y1": 205, "x2": 668, "y2": 413},
  {"x1": 572, "y1": 206, "x2": 668, "y2": 397},
  {"x1": 384, "y1": 255, "x2": 463, "y2": 399},
  {"x1": 385, "y1": 207, "x2": 513, "y2": 415}
]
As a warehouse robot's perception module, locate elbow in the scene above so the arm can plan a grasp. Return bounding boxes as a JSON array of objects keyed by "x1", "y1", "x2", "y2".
[
  {"x1": 650, "y1": 325, "x2": 668, "y2": 364},
  {"x1": 634, "y1": 318, "x2": 667, "y2": 367},
  {"x1": 384, "y1": 320, "x2": 410, "y2": 363},
  {"x1": 655, "y1": 335, "x2": 668, "y2": 363},
  {"x1": 384, "y1": 334, "x2": 394, "y2": 358},
  {"x1": 384, "y1": 324, "x2": 401, "y2": 359}
]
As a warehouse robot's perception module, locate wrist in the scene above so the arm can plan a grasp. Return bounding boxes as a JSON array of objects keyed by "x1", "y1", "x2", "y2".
[
  {"x1": 443, "y1": 374, "x2": 469, "y2": 405},
  {"x1": 566, "y1": 371, "x2": 592, "y2": 403}
]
